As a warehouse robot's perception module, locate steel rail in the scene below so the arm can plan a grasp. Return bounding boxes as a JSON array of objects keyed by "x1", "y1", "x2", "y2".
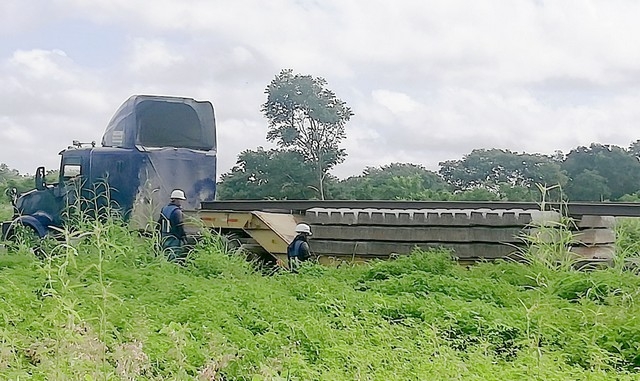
[{"x1": 199, "y1": 200, "x2": 640, "y2": 217}]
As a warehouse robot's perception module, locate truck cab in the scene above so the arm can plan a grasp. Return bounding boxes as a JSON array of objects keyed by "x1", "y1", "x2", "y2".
[{"x1": 3, "y1": 95, "x2": 217, "y2": 239}]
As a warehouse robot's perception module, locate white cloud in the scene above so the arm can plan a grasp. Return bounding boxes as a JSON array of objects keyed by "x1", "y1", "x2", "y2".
[
  {"x1": 0, "y1": 117, "x2": 33, "y2": 143},
  {"x1": 126, "y1": 38, "x2": 184, "y2": 73},
  {"x1": 8, "y1": 49, "x2": 74, "y2": 82},
  {"x1": 0, "y1": 48, "x2": 112, "y2": 172},
  {"x1": 372, "y1": 90, "x2": 421, "y2": 114},
  {"x1": 0, "y1": 1, "x2": 56, "y2": 34}
]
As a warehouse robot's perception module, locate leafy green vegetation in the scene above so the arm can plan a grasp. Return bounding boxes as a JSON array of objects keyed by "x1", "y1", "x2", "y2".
[
  {"x1": 217, "y1": 148, "x2": 322, "y2": 200},
  {"x1": 0, "y1": 164, "x2": 33, "y2": 205},
  {"x1": 2, "y1": 216, "x2": 640, "y2": 380},
  {"x1": 218, "y1": 144, "x2": 640, "y2": 202},
  {"x1": 0, "y1": 204, "x2": 12, "y2": 221},
  {"x1": 0, "y1": 163, "x2": 58, "y2": 218},
  {"x1": 616, "y1": 218, "x2": 640, "y2": 260}
]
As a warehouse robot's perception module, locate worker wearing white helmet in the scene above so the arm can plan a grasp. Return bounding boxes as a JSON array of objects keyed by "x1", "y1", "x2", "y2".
[
  {"x1": 287, "y1": 223, "x2": 313, "y2": 271},
  {"x1": 158, "y1": 189, "x2": 188, "y2": 262}
]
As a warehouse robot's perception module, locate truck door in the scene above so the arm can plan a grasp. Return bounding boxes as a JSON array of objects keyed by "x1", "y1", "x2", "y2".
[{"x1": 58, "y1": 155, "x2": 84, "y2": 217}]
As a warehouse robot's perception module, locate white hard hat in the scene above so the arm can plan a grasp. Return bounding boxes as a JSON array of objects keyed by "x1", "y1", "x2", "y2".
[
  {"x1": 170, "y1": 189, "x2": 186, "y2": 200},
  {"x1": 295, "y1": 223, "x2": 312, "y2": 235}
]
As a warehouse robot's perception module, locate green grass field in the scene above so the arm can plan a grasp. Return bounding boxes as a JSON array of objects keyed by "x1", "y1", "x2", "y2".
[
  {"x1": 1, "y1": 217, "x2": 640, "y2": 380},
  {"x1": 0, "y1": 203, "x2": 12, "y2": 222}
]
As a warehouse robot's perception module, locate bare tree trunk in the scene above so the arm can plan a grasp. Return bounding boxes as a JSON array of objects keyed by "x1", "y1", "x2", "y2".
[{"x1": 317, "y1": 160, "x2": 325, "y2": 200}]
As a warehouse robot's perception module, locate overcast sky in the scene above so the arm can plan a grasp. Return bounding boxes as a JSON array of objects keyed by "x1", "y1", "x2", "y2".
[{"x1": 1, "y1": 0, "x2": 639, "y2": 179}]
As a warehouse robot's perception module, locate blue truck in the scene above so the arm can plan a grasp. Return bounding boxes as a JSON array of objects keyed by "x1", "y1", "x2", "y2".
[{"x1": 2, "y1": 95, "x2": 217, "y2": 239}]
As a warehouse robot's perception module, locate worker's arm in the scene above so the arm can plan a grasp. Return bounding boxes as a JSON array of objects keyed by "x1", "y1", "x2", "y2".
[
  {"x1": 299, "y1": 241, "x2": 311, "y2": 261},
  {"x1": 171, "y1": 209, "x2": 187, "y2": 240},
  {"x1": 156, "y1": 214, "x2": 164, "y2": 232}
]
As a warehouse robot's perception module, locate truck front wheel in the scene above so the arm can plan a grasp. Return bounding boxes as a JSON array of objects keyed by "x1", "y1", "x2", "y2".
[{"x1": 4, "y1": 223, "x2": 45, "y2": 256}]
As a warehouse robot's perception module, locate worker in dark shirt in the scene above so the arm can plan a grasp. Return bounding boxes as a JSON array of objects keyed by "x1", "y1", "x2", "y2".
[
  {"x1": 287, "y1": 223, "x2": 312, "y2": 271},
  {"x1": 158, "y1": 189, "x2": 187, "y2": 262}
]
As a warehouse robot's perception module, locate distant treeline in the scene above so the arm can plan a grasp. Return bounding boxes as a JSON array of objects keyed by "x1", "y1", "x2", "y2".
[
  {"x1": 218, "y1": 142, "x2": 640, "y2": 202},
  {"x1": 4, "y1": 141, "x2": 640, "y2": 204}
]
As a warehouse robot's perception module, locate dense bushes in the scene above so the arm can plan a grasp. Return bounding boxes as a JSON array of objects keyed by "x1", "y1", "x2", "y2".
[{"x1": 1, "y1": 219, "x2": 640, "y2": 379}]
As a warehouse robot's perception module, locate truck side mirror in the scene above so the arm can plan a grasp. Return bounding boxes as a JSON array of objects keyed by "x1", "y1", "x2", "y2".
[
  {"x1": 9, "y1": 188, "x2": 17, "y2": 206},
  {"x1": 35, "y1": 166, "x2": 46, "y2": 191}
]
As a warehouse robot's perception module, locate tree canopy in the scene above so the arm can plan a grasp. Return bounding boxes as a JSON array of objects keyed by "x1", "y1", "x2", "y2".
[
  {"x1": 439, "y1": 149, "x2": 568, "y2": 193},
  {"x1": 561, "y1": 143, "x2": 640, "y2": 201},
  {"x1": 217, "y1": 148, "x2": 323, "y2": 200},
  {"x1": 334, "y1": 163, "x2": 449, "y2": 200},
  {"x1": 261, "y1": 69, "x2": 353, "y2": 199}
]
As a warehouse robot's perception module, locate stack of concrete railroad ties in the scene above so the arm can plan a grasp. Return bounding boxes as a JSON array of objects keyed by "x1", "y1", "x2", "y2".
[{"x1": 304, "y1": 208, "x2": 616, "y2": 265}]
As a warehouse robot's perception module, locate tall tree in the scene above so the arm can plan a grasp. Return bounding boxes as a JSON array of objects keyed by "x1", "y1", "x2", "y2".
[
  {"x1": 217, "y1": 148, "x2": 322, "y2": 200},
  {"x1": 261, "y1": 69, "x2": 353, "y2": 200},
  {"x1": 562, "y1": 143, "x2": 640, "y2": 200}
]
